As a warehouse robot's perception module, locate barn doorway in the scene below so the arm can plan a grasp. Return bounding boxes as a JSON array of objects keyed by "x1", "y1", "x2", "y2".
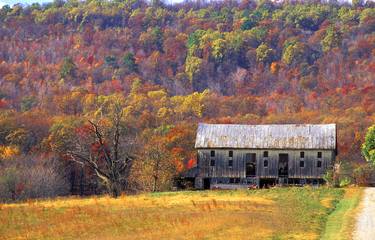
[
  {"x1": 278, "y1": 154, "x2": 289, "y2": 177},
  {"x1": 203, "y1": 178, "x2": 210, "y2": 189},
  {"x1": 245, "y1": 153, "x2": 256, "y2": 177}
]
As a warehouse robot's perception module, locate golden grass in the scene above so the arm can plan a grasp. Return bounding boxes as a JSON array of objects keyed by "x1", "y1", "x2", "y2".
[{"x1": 0, "y1": 187, "x2": 345, "y2": 240}]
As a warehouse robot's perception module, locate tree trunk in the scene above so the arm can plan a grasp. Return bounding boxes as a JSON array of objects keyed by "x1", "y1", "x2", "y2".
[
  {"x1": 152, "y1": 175, "x2": 158, "y2": 192},
  {"x1": 80, "y1": 166, "x2": 84, "y2": 196},
  {"x1": 109, "y1": 181, "x2": 121, "y2": 198}
]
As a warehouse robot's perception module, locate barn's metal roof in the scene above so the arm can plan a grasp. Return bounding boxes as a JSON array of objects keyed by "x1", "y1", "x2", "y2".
[{"x1": 195, "y1": 123, "x2": 336, "y2": 150}]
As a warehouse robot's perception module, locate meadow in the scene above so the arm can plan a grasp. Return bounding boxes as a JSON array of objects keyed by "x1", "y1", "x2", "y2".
[{"x1": 0, "y1": 187, "x2": 362, "y2": 240}]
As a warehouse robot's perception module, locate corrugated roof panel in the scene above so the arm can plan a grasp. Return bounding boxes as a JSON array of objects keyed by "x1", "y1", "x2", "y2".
[{"x1": 195, "y1": 123, "x2": 336, "y2": 150}]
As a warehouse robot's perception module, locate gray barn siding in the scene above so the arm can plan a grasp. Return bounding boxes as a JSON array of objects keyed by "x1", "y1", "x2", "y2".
[{"x1": 198, "y1": 149, "x2": 334, "y2": 179}]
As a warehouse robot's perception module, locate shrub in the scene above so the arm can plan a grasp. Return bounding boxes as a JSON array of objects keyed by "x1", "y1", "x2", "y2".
[
  {"x1": 0, "y1": 155, "x2": 69, "y2": 202},
  {"x1": 339, "y1": 177, "x2": 351, "y2": 187},
  {"x1": 361, "y1": 125, "x2": 375, "y2": 165},
  {"x1": 353, "y1": 164, "x2": 375, "y2": 186},
  {"x1": 323, "y1": 170, "x2": 335, "y2": 187}
]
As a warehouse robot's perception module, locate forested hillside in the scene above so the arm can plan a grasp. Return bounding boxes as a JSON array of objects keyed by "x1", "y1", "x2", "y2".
[{"x1": 0, "y1": 0, "x2": 374, "y2": 200}]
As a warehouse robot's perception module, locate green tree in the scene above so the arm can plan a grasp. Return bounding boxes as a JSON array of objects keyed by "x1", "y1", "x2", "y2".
[
  {"x1": 244, "y1": 27, "x2": 267, "y2": 48},
  {"x1": 359, "y1": 8, "x2": 375, "y2": 24},
  {"x1": 139, "y1": 27, "x2": 164, "y2": 52},
  {"x1": 0, "y1": 5, "x2": 12, "y2": 20},
  {"x1": 187, "y1": 30, "x2": 205, "y2": 48},
  {"x1": 185, "y1": 56, "x2": 202, "y2": 81},
  {"x1": 338, "y1": 7, "x2": 358, "y2": 23},
  {"x1": 105, "y1": 55, "x2": 119, "y2": 69},
  {"x1": 20, "y1": 96, "x2": 37, "y2": 112},
  {"x1": 122, "y1": 52, "x2": 137, "y2": 72},
  {"x1": 362, "y1": 125, "x2": 375, "y2": 165},
  {"x1": 321, "y1": 26, "x2": 342, "y2": 52},
  {"x1": 240, "y1": 17, "x2": 256, "y2": 30},
  {"x1": 282, "y1": 40, "x2": 306, "y2": 65},
  {"x1": 211, "y1": 38, "x2": 226, "y2": 61},
  {"x1": 256, "y1": 43, "x2": 274, "y2": 64},
  {"x1": 60, "y1": 57, "x2": 77, "y2": 79}
]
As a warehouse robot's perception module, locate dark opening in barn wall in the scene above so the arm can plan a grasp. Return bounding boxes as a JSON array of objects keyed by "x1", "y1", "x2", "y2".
[
  {"x1": 245, "y1": 153, "x2": 256, "y2": 177},
  {"x1": 203, "y1": 178, "x2": 210, "y2": 189},
  {"x1": 278, "y1": 154, "x2": 289, "y2": 177},
  {"x1": 300, "y1": 160, "x2": 305, "y2": 168}
]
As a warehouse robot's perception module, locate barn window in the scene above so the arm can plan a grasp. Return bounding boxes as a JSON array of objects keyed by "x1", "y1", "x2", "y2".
[
  {"x1": 300, "y1": 160, "x2": 305, "y2": 168},
  {"x1": 264, "y1": 159, "x2": 268, "y2": 168},
  {"x1": 229, "y1": 150, "x2": 233, "y2": 158},
  {"x1": 263, "y1": 151, "x2": 268, "y2": 158},
  {"x1": 317, "y1": 152, "x2": 322, "y2": 158},
  {"x1": 317, "y1": 160, "x2": 322, "y2": 168},
  {"x1": 210, "y1": 159, "x2": 215, "y2": 166},
  {"x1": 228, "y1": 159, "x2": 233, "y2": 167},
  {"x1": 300, "y1": 152, "x2": 305, "y2": 158},
  {"x1": 210, "y1": 150, "x2": 215, "y2": 157}
]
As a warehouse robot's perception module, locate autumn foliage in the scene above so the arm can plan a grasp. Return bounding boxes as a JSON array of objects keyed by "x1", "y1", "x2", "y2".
[{"x1": 0, "y1": 0, "x2": 374, "y2": 198}]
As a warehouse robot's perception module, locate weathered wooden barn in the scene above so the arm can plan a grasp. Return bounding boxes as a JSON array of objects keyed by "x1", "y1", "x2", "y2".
[{"x1": 194, "y1": 123, "x2": 337, "y2": 189}]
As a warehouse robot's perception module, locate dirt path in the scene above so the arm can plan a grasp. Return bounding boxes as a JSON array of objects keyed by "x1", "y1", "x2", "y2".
[{"x1": 354, "y1": 188, "x2": 375, "y2": 240}]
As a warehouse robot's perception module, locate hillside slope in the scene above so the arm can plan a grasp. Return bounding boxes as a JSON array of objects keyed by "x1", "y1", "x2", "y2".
[{"x1": 0, "y1": 0, "x2": 374, "y2": 196}]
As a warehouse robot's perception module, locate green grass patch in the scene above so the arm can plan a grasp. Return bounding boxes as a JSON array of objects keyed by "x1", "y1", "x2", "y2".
[{"x1": 321, "y1": 188, "x2": 363, "y2": 240}]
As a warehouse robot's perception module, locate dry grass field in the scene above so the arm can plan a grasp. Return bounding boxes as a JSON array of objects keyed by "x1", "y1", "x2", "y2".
[{"x1": 0, "y1": 187, "x2": 359, "y2": 240}]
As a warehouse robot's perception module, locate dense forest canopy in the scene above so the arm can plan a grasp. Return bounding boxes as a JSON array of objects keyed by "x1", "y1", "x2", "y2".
[{"x1": 0, "y1": 0, "x2": 374, "y2": 199}]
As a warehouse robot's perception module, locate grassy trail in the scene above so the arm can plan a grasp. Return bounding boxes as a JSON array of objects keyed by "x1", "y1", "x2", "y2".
[{"x1": 321, "y1": 188, "x2": 363, "y2": 240}]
